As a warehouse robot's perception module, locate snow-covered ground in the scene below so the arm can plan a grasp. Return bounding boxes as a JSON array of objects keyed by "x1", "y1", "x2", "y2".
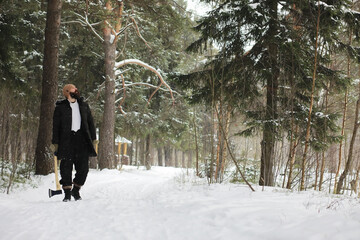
[{"x1": 1, "y1": 166, "x2": 360, "y2": 240}]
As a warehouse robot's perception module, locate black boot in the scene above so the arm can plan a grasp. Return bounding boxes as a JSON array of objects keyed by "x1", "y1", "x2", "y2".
[
  {"x1": 63, "y1": 189, "x2": 71, "y2": 202},
  {"x1": 71, "y1": 185, "x2": 82, "y2": 201}
]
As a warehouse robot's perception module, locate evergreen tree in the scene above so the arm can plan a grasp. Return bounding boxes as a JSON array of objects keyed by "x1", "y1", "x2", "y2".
[
  {"x1": 178, "y1": 0, "x2": 359, "y2": 186},
  {"x1": 113, "y1": 0, "x2": 197, "y2": 168},
  {"x1": 1, "y1": 0, "x2": 46, "y2": 173}
]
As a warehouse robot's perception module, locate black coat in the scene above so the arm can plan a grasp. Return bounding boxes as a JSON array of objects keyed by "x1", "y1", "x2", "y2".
[{"x1": 52, "y1": 98, "x2": 97, "y2": 159}]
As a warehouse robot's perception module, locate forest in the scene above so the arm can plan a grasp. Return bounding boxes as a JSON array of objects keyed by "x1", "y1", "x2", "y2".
[{"x1": 2, "y1": 0, "x2": 360, "y2": 197}]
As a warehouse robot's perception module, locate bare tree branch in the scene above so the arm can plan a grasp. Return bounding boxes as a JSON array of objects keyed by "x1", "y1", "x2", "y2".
[
  {"x1": 118, "y1": 73, "x2": 126, "y2": 114},
  {"x1": 129, "y1": 16, "x2": 151, "y2": 49},
  {"x1": 117, "y1": 26, "x2": 128, "y2": 59},
  {"x1": 72, "y1": 12, "x2": 104, "y2": 42},
  {"x1": 116, "y1": 82, "x2": 173, "y2": 93},
  {"x1": 117, "y1": 23, "x2": 133, "y2": 36},
  {"x1": 115, "y1": 59, "x2": 175, "y2": 108}
]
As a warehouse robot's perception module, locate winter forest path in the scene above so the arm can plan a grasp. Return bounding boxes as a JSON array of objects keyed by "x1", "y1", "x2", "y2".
[{"x1": 0, "y1": 166, "x2": 360, "y2": 240}]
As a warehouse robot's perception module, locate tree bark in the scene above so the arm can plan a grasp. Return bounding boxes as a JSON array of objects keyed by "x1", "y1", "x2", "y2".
[
  {"x1": 336, "y1": 90, "x2": 360, "y2": 194},
  {"x1": 259, "y1": 1, "x2": 278, "y2": 186},
  {"x1": 286, "y1": 125, "x2": 298, "y2": 189},
  {"x1": 157, "y1": 147, "x2": 163, "y2": 166},
  {"x1": 182, "y1": 151, "x2": 186, "y2": 168},
  {"x1": 129, "y1": 140, "x2": 133, "y2": 165},
  {"x1": 314, "y1": 152, "x2": 320, "y2": 190},
  {"x1": 89, "y1": 156, "x2": 97, "y2": 169},
  {"x1": 139, "y1": 137, "x2": 145, "y2": 166},
  {"x1": 98, "y1": 0, "x2": 119, "y2": 169},
  {"x1": 318, "y1": 83, "x2": 330, "y2": 191},
  {"x1": 1, "y1": 105, "x2": 10, "y2": 161},
  {"x1": 145, "y1": 134, "x2": 151, "y2": 170},
  {"x1": 174, "y1": 149, "x2": 179, "y2": 168},
  {"x1": 188, "y1": 150, "x2": 193, "y2": 169},
  {"x1": 220, "y1": 107, "x2": 231, "y2": 183},
  {"x1": 300, "y1": 0, "x2": 321, "y2": 190},
  {"x1": 192, "y1": 109, "x2": 200, "y2": 176},
  {"x1": 334, "y1": 93, "x2": 348, "y2": 192},
  {"x1": 335, "y1": 31, "x2": 352, "y2": 192},
  {"x1": 164, "y1": 145, "x2": 171, "y2": 167},
  {"x1": 215, "y1": 104, "x2": 222, "y2": 183},
  {"x1": 35, "y1": 0, "x2": 62, "y2": 175}
]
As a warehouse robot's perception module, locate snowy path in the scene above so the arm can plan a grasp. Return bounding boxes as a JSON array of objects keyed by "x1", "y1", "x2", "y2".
[{"x1": 1, "y1": 166, "x2": 360, "y2": 240}]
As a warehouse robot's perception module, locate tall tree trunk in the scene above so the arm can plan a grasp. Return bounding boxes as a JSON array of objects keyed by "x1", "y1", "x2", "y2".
[
  {"x1": 220, "y1": 107, "x2": 231, "y2": 183},
  {"x1": 192, "y1": 109, "x2": 200, "y2": 176},
  {"x1": 188, "y1": 150, "x2": 193, "y2": 169},
  {"x1": 1, "y1": 105, "x2": 10, "y2": 161},
  {"x1": 0, "y1": 105, "x2": 9, "y2": 177},
  {"x1": 285, "y1": 45, "x2": 298, "y2": 189},
  {"x1": 286, "y1": 125, "x2": 298, "y2": 189},
  {"x1": 182, "y1": 151, "x2": 186, "y2": 168},
  {"x1": 335, "y1": 31, "x2": 352, "y2": 192},
  {"x1": 89, "y1": 156, "x2": 97, "y2": 169},
  {"x1": 145, "y1": 134, "x2": 151, "y2": 170},
  {"x1": 129, "y1": 140, "x2": 133, "y2": 165},
  {"x1": 209, "y1": 109, "x2": 215, "y2": 183},
  {"x1": 139, "y1": 138, "x2": 145, "y2": 166},
  {"x1": 135, "y1": 137, "x2": 139, "y2": 166},
  {"x1": 336, "y1": 84, "x2": 360, "y2": 194},
  {"x1": 314, "y1": 152, "x2": 320, "y2": 190},
  {"x1": 98, "y1": 0, "x2": 122, "y2": 169},
  {"x1": 35, "y1": 0, "x2": 62, "y2": 175},
  {"x1": 318, "y1": 83, "x2": 330, "y2": 191},
  {"x1": 357, "y1": 166, "x2": 360, "y2": 198},
  {"x1": 215, "y1": 79, "x2": 225, "y2": 182},
  {"x1": 164, "y1": 145, "x2": 171, "y2": 167},
  {"x1": 334, "y1": 93, "x2": 348, "y2": 192},
  {"x1": 300, "y1": 0, "x2": 321, "y2": 190},
  {"x1": 174, "y1": 149, "x2": 179, "y2": 168},
  {"x1": 259, "y1": 1, "x2": 278, "y2": 186},
  {"x1": 215, "y1": 104, "x2": 222, "y2": 182},
  {"x1": 157, "y1": 147, "x2": 163, "y2": 166}
]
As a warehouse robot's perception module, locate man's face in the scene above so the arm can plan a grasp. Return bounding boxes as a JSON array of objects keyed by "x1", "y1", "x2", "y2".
[
  {"x1": 69, "y1": 87, "x2": 76, "y2": 94},
  {"x1": 69, "y1": 87, "x2": 80, "y2": 100},
  {"x1": 67, "y1": 87, "x2": 76, "y2": 100}
]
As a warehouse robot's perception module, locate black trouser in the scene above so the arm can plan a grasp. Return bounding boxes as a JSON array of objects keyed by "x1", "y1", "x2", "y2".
[{"x1": 59, "y1": 130, "x2": 89, "y2": 188}]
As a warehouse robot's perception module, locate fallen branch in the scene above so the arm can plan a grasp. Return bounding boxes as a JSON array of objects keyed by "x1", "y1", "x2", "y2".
[{"x1": 215, "y1": 105, "x2": 255, "y2": 192}]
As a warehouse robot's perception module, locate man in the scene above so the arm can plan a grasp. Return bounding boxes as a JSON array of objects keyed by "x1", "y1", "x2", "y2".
[{"x1": 51, "y1": 84, "x2": 97, "y2": 202}]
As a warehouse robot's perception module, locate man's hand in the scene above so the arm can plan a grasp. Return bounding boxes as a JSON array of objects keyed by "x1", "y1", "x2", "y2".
[{"x1": 50, "y1": 144, "x2": 58, "y2": 153}]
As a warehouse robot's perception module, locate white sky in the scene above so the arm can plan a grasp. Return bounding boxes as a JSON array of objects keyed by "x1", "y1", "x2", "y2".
[{"x1": 186, "y1": 0, "x2": 212, "y2": 17}]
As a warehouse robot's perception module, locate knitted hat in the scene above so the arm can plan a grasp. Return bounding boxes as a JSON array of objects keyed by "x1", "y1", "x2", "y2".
[{"x1": 63, "y1": 84, "x2": 76, "y2": 99}]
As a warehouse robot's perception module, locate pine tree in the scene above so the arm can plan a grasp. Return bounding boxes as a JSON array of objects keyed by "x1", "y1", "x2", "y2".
[
  {"x1": 34, "y1": 0, "x2": 63, "y2": 175},
  {"x1": 61, "y1": 0, "x2": 195, "y2": 169},
  {"x1": 178, "y1": 0, "x2": 358, "y2": 186},
  {"x1": 1, "y1": 1, "x2": 46, "y2": 177}
]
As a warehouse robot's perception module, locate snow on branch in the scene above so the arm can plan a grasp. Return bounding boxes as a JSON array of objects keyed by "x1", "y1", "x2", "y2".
[
  {"x1": 114, "y1": 59, "x2": 175, "y2": 112},
  {"x1": 70, "y1": 12, "x2": 104, "y2": 42},
  {"x1": 117, "y1": 23, "x2": 133, "y2": 36},
  {"x1": 116, "y1": 82, "x2": 174, "y2": 93}
]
